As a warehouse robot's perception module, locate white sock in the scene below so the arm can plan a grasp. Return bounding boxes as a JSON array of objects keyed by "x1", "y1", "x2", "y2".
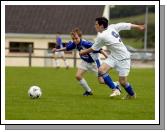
[{"x1": 79, "y1": 78, "x2": 92, "y2": 92}]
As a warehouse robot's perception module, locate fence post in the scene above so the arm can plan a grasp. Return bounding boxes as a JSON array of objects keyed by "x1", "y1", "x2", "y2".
[
  {"x1": 144, "y1": 6, "x2": 148, "y2": 51},
  {"x1": 28, "y1": 45, "x2": 32, "y2": 67},
  {"x1": 73, "y1": 49, "x2": 77, "y2": 68}
]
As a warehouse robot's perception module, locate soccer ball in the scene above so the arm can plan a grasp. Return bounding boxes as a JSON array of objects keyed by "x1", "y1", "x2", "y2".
[{"x1": 28, "y1": 86, "x2": 42, "y2": 99}]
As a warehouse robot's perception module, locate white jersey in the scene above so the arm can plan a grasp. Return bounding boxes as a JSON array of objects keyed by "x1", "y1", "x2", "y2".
[{"x1": 92, "y1": 23, "x2": 132, "y2": 60}]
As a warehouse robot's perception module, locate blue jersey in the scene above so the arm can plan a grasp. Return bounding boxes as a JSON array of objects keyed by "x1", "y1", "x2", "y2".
[
  {"x1": 66, "y1": 39, "x2": 100, "y2": 63},
  {"x1": 56, "y1": 37, "x2": 63, "y2": 49}
]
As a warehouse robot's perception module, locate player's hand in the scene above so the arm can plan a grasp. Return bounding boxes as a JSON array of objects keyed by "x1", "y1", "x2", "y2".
[
  {"x1": 139, "y1": 25, "x2": 145, "y2": 31},
  {"x1": 79, "y1": 50, "x2": 84, "y2": 56},
  {"x1": 132, "y1": 24, "x2": 145, "y2": 31},
  {"x1": 79, "y1": 50, "x2": 87, "y2": 56},
  {"x1": 52, "y1": 48, "x2": 57, "y2": 53}
]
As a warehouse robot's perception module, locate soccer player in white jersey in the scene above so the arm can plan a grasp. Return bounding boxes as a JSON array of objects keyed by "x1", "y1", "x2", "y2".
[{"x1": 80, "y1": 17, "x2": 144, "y2": 99}]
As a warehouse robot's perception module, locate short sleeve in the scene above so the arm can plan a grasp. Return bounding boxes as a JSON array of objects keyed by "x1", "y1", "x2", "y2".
[
  {"x1": 82, "y1": 41, "x2": 93, "y2": 48},
  {"x1": 110, "y1": 23, "x2": 131, "y2": 32},
  {"x1": 66, "y1": 41, "x2": 76, "y2": 51}
]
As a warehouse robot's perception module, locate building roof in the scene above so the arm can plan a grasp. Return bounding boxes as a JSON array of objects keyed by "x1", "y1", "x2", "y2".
[{"x1": 5, "y1": 5, "x2": 104, "y2": 35}]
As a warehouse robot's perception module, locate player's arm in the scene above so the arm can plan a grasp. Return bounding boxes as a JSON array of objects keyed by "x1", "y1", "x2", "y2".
[
  {"x1": 52, "y1": 41, "x2": 75, "y2": 52},
  {"x1": 52, "y1": 47, "x2": 66, "y2": 52},
  {"x1": 131, "y1": 24, "x2": 145, "y2": 31},
  {"x1": 80, "y1": 35, "x2": 103, "y2": 55},
  {"x1": 100, "y1": 50, "x2": 108, "y2": 58},
  {"x1": 113, "y1": 23, "x2": 145, "y2": 32},
  {"x1": 80, "y1": 48, "x2": 94, "y2": 55}
]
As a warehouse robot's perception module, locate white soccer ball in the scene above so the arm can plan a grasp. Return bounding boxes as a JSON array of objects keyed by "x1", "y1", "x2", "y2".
[{"x1": 28, "y1": 86, "x2": 42, "y2": 99}]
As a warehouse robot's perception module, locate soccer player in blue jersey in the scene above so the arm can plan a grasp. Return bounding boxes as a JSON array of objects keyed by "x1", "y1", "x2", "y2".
[
  {"x1": 53, "y1": 32, "x2": 69, "y2": 69},
  {"x1": 52, "y1": 28, "x2": 117, "y2": 96},
  {"x1": 80, "y1": 17, "x2": 144, "y2": 99}
]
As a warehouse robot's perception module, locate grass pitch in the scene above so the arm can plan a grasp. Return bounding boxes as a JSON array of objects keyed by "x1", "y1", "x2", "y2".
[{"x1": 5, "y1": 67, "x2": 155, "y2": 120}]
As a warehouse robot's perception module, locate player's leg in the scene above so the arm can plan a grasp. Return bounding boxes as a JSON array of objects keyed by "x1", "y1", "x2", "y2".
[
  {"x1": 98, "y1": 63, "x2": 119, "y2": 90},
  {"x1": 61, "y1": 56, "x2": 69, "y2": 68},
  {"x1": 98, "y1": 77, "x2": 105, "y2": 84},
  {"x1": 117, "y1": 59, "x2": 136, "y2": 99},
  {"x1": 88, "y1": 61, "x2": 105, "y2": 84},
  {"x1": 98, "y1": 56, "x2": 121, "y2": 97},
  {"x1": 53, "y1": 53, "x2": 60, "y2": 68},
  {"x1": 76, "y1": 68, "x2": 93, "y2": 96},
  {"x1": 94, "y1": 58, "x2": 118, "y2": 86},
  {"x1": 119, "y1": 76, "x2": 136, "y2": 99},
  {"x1": 60, "y1": 52, "x2": 69, "y2": 69},
  {"x1": 94, "y1": 59, "x2": 105, "y2": 84}
]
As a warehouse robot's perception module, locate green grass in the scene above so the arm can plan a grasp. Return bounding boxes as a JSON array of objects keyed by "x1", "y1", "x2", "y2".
[{"x1": 5, "y1": 67, "x2": 155, "y2": 120}]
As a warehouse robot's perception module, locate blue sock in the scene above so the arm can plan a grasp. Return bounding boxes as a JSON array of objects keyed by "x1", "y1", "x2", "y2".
[
  {"x1": 123, "y1": 83, "x2": 135, "y2": 96},
  {"x1": 102, "y1": 73, "x2": 116, "y2": 90},
  {"x1": 95, "y1": 59, "x2": 101, "y2": 68}
]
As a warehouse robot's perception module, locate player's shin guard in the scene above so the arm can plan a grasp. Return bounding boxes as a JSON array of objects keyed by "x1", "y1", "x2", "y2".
[
  {"x1": 100, "y1": 73, "x2": 116, "y2": 90},
  {"x1": 123, "y1": 83, "x2": 135, "y2": 96}
]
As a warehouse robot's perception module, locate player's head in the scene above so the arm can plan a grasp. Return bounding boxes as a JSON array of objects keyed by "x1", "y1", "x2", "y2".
[
  {"x1": 95, "y1": 17, "x2": 108, "y2": 32},
  {"x1": 56, "y1": 32, "x2": 61, "y2": 39},
  {"x1": 70, "y1": 28, "x2": 82, "y2": 45}
]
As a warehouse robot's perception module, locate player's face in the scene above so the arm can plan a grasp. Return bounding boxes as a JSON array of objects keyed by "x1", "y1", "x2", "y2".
[
  {"x1": 71, "y1": 33, "x2": 80, "y2": 45},
  {"x1": 95, "y1": 21, "x2": 101, "y2": 32}
]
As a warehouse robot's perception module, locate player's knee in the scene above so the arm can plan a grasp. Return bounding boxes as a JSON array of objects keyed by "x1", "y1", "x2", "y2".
[
  {"x1": 98, "y1": 77, "x2": 105, "y2": 84},
  {"x1": 119, "y1": 80, "x2": 126, "y2": 87},
  {"x1": 98, "y1": 80, "x2": 105, "y2": 84},
  {"x1": 76, "y1": 75, "x2": 82, "y2": 81},
  {"x1": 98, "y1": 67, "x2": 105, "y2": 75}
]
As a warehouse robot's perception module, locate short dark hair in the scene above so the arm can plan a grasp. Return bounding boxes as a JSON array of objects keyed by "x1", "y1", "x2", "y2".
[
  {"x1": 95, "y1": 17, "x2": 108, "y2": 28},
  {"x1": 70, "y1": 28, "x2": 82, "y2": 38}
]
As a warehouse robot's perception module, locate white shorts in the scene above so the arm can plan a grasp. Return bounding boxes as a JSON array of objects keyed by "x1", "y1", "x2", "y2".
[
  {"x1": 55, "y1": 51, "x2": 64, "y2": 57},
  {"x1": 78, "y1": 60, "x2": 98, "y2": 76},
  {"x1": 104, "y1": 56, "x2": 131, "y2": 77}
]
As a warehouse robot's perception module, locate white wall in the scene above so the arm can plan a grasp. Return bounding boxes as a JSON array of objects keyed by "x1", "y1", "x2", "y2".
[{"x1": 5, "y1": 33, "x2": 96, "y2": 67}]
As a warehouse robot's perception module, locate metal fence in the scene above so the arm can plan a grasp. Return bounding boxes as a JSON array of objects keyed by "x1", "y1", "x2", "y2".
[{"x1": 5, "y1": 46, "x2": 155, "y2": 67}]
